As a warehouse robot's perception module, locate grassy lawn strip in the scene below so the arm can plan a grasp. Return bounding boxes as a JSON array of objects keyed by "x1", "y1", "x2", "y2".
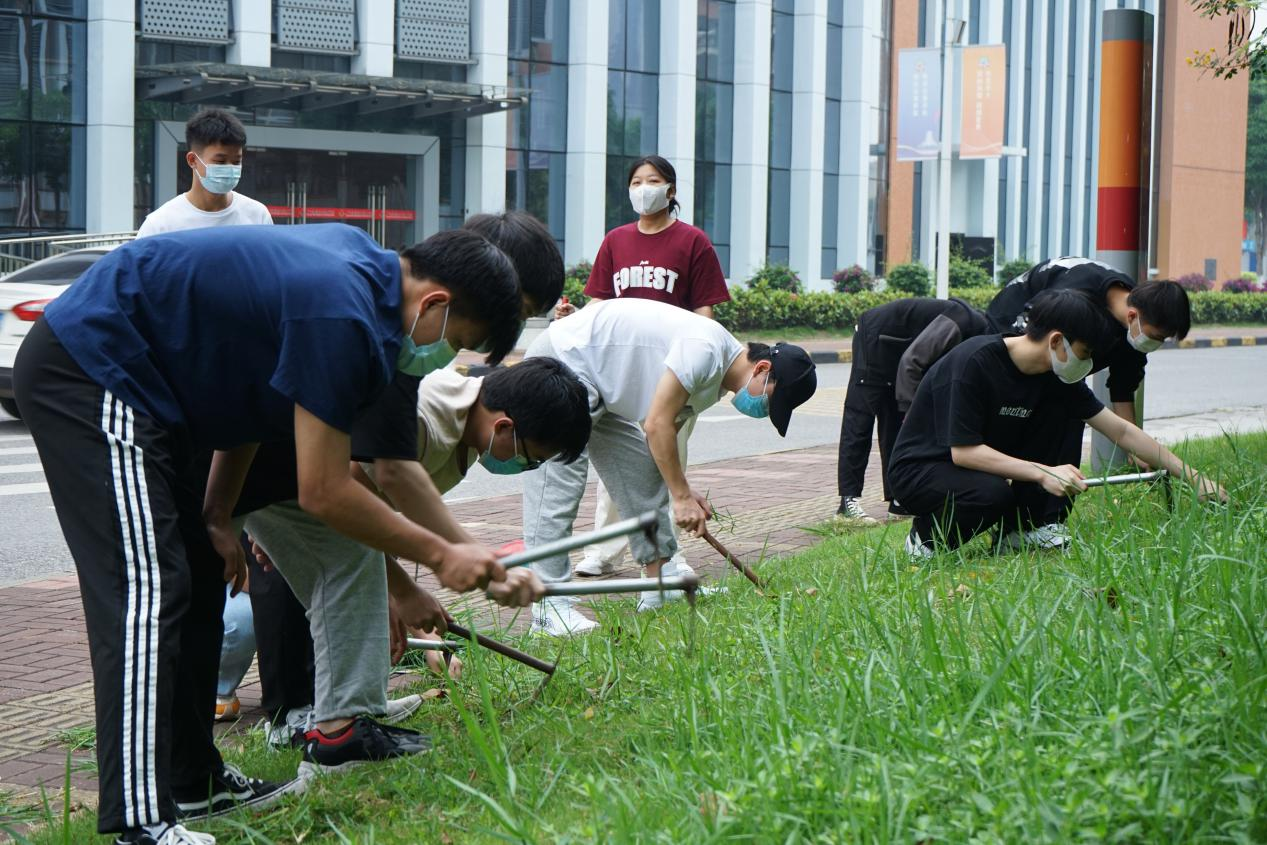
[{"x1": 11, "y1": 433, "x2": 1267, "y2": 844}]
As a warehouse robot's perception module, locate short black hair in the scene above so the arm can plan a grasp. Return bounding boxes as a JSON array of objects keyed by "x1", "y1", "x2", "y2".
[
  {"x1": 185, "y1": 108, "x2": 247, "y2": 151},
  {"x1": 479, "y1": 358, "x2": 591, "y2": 463},
  {"x1": 626, "y1": 154, "x2": 681, "y2": 217},
  {"x1": 1022, "y1": 288, "x2": 1109, "y2": 350},
  {"x1": 400, "y1": 230, "x2": 522, "y2": 366},
  {"x1": 462, "y1": 211, "x2": 563, "y2": 316},
  {"x1": 1129, "y1": 280, "x2": 1191, "y2": 340},
  {"x1": 745, "y1": 341, "x2": 774, "y2": 363}
]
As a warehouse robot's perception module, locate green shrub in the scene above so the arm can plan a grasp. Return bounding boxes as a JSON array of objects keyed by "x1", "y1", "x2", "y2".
[
  {"x1": 949, "y1": 287, "x2": 998, "y2": 309},
  {"x1": 949, "y1": 254, "x2": 992, "y2": 289},
  {"x1": 746, "y1": 261, "x2": 803, "y2": 293},
  {"x1": 885, "y1": 262, "x2": 932, "y2": 296},
  {"x1": 996, "y1": 257, "x2": 1032, "y2": 286},
  {"x1": 562, "y1": 261, "x2": 592, "y2": 308},
  {"x1": 832, "y1": 264, "x2": 875, "y2": 294},
  {"x1": 1242, "y1": 271, "x2": 1259, "y2": 282},
  {"x1": 1187, "y1": 291, "x2": 1267, "y2": 323}
]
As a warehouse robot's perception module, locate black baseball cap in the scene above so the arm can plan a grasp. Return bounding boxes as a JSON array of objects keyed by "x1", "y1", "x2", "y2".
[{"x1": 768, "y1": 342, "x2": 817, "y2": 437}]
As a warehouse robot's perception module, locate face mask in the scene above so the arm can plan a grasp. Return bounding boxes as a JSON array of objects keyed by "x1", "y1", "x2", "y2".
[
  {"x1": 1050, "y1": 336, "x2": 1094, "y2": 384},
  {"x1": 193, "y1": 153, "x2": 241, "y2": 195},
  {"x1": 731, "y1": 370, "x2": 771, "y2": 418},
  {"x1": 397, "y1": 302, "x2": 458, "y2": 376},
  {"x1": 478, "y1": 427, "x2": 534, "y2": 475},
  {"x1": 1128, "y1": 315, "x2": 1164, "y2": 354},
  {"x1": 629, "y1": 183, "x2": 671, "y2": 216}
]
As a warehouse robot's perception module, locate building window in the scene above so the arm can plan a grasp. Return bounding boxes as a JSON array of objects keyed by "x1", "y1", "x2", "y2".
[
  {"x1": 765, "y1": 3, "x2": 793, "y2": 265},
  {"x1": 605, "y1": 0, "x2": 660, "y2": 234},
  {"x1": 0, "y1": 5, "x2": 86, "y2": 235},
  {"x1": 506, "y1": 0, "x2": 568, "y2": 255},
  {"x1": 821, "y1": 0, "x2": 842, "y2": 278},
  {"x1": 695, "y1": 0, "x2": 734, "y2": 274}
]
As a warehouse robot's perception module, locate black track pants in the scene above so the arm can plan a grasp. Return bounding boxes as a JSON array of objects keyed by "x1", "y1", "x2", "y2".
[{"x1": 14, "y1": 319, "x2": 225, "y2": 834}]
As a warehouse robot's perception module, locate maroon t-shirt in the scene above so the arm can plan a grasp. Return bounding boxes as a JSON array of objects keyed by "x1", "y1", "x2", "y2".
[{"x1": 584, "y1": 220, "x2": 731, "y2": 310}]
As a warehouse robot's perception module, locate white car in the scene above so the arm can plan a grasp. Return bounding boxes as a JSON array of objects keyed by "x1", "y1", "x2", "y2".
[{"x1": 0, "y1": 247, "x2": 116, "y2": 419}]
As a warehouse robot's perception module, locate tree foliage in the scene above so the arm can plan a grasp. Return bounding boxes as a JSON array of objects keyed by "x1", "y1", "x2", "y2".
[
  {"x1": 1188, "y1": 1, "x2": 1264, "y2": 77},
  {"x1": 1247, "y1": 73, "x2": 1267, "y2": 273}
]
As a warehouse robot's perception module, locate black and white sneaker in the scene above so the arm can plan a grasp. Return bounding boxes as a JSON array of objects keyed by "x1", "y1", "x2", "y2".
[
  {"x1": 115, "y1": 822, "x2": 216, "y2": 844},
  {"x1": 174, "y1": 763, "x2": 304, "y2": 821},
  {"x1": 299, "y1": 715, "x2": 432, "y2": 780}
]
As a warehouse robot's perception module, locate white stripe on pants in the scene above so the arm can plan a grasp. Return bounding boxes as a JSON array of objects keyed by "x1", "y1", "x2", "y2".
[{"x1": 102, "y1": 392, "x2": 162, "y2": 828}]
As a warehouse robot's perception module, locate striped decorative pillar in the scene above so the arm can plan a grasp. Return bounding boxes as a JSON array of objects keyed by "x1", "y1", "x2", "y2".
[{"x1": 1092, "y1": 8, "x2": 1154, "y2": 471}]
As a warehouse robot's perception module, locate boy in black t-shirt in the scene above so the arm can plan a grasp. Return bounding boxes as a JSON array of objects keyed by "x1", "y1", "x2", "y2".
[{"x1": 888, "y1": 289, "x2": 1225, "y2": 559}]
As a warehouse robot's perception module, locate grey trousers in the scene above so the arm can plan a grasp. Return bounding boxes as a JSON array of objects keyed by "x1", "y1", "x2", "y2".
[
  {"x1": 243, "y1": 501, "x2": 389, "y2": 723},
  {"x1": 521, "y1": 334, "x2": 679, "y2": 583}
]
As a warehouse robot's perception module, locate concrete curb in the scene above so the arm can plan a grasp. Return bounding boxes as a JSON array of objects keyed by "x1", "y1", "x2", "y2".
[{"x1": 457, "y1": 332, "x2": 1267, "y2": 376}]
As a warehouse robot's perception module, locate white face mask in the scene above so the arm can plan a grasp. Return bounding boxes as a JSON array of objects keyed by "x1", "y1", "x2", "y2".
[
  {"x1": 1050, "y1": 336, "x2": 1094, "y2": 384},
  {"x1": 1128, "y1": 315, "x2": 1164, "y2": 354},
  {"x1": 629, "y1": 183, "x2": 671, "y2": 216}
]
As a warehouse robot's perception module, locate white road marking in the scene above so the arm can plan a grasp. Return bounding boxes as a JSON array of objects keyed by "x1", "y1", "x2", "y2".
[
  {"x1": 0, "y1": 463, "x2": 43, "y2": 474},
  {"x1": 0, "y1": 481, "x2": 48, "y2": 496},
  {"x1": 0, "y1": 446, "x2": 37, "y2": 456}
]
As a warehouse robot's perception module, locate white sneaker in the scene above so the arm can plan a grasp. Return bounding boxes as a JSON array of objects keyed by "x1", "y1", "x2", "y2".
[
  {"x1": 264, "y1": 705, "x2": 313, "y2": 750},
  {"x1": 835, "y1": 497, "x2": 879, "y2": 525},
  {"x1": 998, "y1": 523, "x2": 1071, "y2": 553},
  {"x1": 530, "y1": 597, "x2": 598, "y2": 636},
  {"x1": 574, "y1": 556, "x2": 616, "y2": 577},
  {"x1": 905, "y1": 530, "x2": 935, "y2": 561},
  {"x1": 636, "y1": 559, "x2": 696, "y2": 612},
  {"x1": 381, "y1": 694, "x2": 424, "y2": 724}
]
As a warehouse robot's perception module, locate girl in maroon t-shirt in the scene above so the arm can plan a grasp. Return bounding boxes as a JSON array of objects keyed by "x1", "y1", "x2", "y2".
[{"x1": 555, "y1": 155, "x2": 730, "y2": 319}]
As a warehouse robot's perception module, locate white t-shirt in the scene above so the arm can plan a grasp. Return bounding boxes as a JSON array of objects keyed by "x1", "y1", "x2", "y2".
[
  {"x1": 538, "y1": 298, "x2": 744, "y2": 422},
  {"x1": 135, "y1": 192, "x2": 273, "y2": 238},
  {"x1": 415, "y1": 368, "x2": 484, "y2": 494}
]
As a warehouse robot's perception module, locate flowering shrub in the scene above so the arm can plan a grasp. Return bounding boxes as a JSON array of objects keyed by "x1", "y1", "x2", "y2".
[
  {"x1": 1222, "y1": 277, "x2": 1262, "y2": 293},
  {"x1": 1175, "y1": 273, "x2": 1215, "y2": 292},
  {"x1": 832, "y1": 264, "x2": 875, "y2": 294}
]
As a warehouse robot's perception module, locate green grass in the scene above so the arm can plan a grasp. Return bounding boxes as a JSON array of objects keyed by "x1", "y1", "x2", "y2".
[{"x1": 8, "y1": 433, "x2": 1267, "y2": 844}]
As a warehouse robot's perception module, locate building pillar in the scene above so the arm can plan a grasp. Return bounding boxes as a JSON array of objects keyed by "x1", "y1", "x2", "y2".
[
  {"x1": 1046, "y1": 0, "x2": 1071, "y2": 256},
  {"x1": 838, "y1": 0, "x2": 878, "y2": 270},
  {"x1": 977, "y1": 0, "x2": 1003, "y2": 266},
  {"x1": 729, "y1": 0, "x2": 773, "y2": 281},
  {"x1": 564, "y1": 0, "x2": 608, "y2": 264},
  {"x1": 658, "y1": 0, "x2": 697, "y2": 223},
  {"x1": 229, "y1": 0, "x2": 271, "y2": 67},
  {"x1": 1002, "y1": 0, "x2": 1027, "y2": 261},
  {"x1": 352, "y1": 0, "x2": 395, "y2": 76},
  {"x1": 1023, "y1": 0, "x2": 1049, "y2": 259},
  {"x1": 788, "y1": 0, "x2": 827, "y2": 287},
  {"x1": 87, "y1": 0, "x2": 134, "y2": 233},
  {"x1": 465, "y1": 0, "x2": 509, "y2": 216}
]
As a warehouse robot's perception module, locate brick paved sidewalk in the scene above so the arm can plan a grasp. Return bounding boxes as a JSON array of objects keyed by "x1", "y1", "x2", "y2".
[{"x1": 0, "y1": 441, "x2": 885, "y2": 814}]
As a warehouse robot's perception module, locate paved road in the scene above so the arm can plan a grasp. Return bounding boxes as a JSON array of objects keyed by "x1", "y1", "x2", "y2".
[{"x1": 3, "y1": 345, "x2": 1267, "y2": 585}]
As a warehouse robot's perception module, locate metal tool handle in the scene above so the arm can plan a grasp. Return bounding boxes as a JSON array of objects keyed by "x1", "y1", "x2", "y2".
[
  {"x1": 702, "y1": 530, "x2": 763, "y2": 588},
  {"x1": 1083, "y1": 469, "x2": 1169, "y2": 488},
  {"x1": 446, "y1": 622, "x2": 556, "y2": 675},
  {"x1": 405, "y1": 637, "x2": 464, "y2": 652},
  {"x1": 500, "y1": 512, "x2": 659, "y2": 570},
  {"x1": 543, "y1": 573, "x2": 699, "y2": 597}
]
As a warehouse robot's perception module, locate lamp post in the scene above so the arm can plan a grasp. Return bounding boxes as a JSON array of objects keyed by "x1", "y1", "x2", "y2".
[{"x1": 935, "y1": 0, "x2": 966, "y2": 300}]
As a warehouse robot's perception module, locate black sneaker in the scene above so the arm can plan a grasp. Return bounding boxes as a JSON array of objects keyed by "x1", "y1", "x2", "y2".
[
  {"x1": 887, "y1": 499, "x2": 913, "y2": 517},
  {"x1": 115, "y1": 822, "x2": 216, "y2": 844},
  {"x1": 174, "y1": 762, "x2": 304, "y2": 821},
  {"x1": 299, "y1": 715, "x2": 432, "y2": 779}
]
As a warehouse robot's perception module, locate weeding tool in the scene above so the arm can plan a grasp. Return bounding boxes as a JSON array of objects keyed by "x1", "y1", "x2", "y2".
[
  {"x1": 444, "y1": 622, "x2": 556, "y2": 676},
  {"x1": 1083, "y1": 469, "x2": 1169, "y2": 488},
  {"x1": 499, "y1": 512, "x2": 659, "y2": 570},
  {"x1": 701, "y1": 529, "x2": 763, "y2": 589},
  {"x1": 542, "y1": 573, "x2": 701, "y2": 601},
  {"x1": 405, "y1": 638, "x2": 465, "y2": 652}
]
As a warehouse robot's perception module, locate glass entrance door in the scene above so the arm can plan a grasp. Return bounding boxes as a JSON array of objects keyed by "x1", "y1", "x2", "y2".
[{"x1": 194, "y1": 148, "x2": 415, "y2": 248}]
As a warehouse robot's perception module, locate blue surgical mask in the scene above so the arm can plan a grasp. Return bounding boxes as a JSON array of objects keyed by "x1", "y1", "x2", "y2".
[
  {"x1": 478, "y1": 427, "x2": 534, "y2": 475},
  {"x1": 194, "y1": 153, "x2": 241, "y2": 195},
  {"x1": 397, "y1": 303, "x2": 458, "y2": 376},
  {"x1": 731, "y1": 371, "x2": 771, "y2": 418}
]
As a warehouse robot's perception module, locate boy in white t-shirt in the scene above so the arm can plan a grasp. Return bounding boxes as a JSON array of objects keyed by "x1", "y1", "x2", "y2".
[
  {"x1": 522, "y1": 298, "x2": 818, "y2": 636},
  {"x1": 136, "y1": 107, "x2": 272, "y2": 237}
]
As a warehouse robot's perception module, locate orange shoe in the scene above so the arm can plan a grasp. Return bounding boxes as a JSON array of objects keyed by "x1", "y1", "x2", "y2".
[{"x1": 215, "y1": 694, "x2": 241, "y2": 721}]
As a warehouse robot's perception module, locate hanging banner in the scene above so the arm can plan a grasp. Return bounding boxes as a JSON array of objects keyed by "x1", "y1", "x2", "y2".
[
  {"x1": 959, "y1": 44, "x2": 1006, "y2": 159},
  {"x1": 896, "y1": 48, "x2": 941, "y2": 161}
]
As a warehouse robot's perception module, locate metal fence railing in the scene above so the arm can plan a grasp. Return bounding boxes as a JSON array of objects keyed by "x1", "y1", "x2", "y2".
[{"x1": 0, "y1": 232, "x2": 136, "y2": 276}]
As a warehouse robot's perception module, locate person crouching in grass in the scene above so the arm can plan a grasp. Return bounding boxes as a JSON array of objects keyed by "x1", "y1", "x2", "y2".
[{"x1": 886, "y1": 288, "x2": 1227, "y2": 560}]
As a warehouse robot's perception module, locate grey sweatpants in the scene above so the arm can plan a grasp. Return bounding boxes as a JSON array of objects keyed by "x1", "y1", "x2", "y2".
[
  {"x1": 243, "y1": 501, "x2": 389, "y2": 723},
  {"x1": 521, "y1": 333, "x2": 679, "y2": 582}
]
